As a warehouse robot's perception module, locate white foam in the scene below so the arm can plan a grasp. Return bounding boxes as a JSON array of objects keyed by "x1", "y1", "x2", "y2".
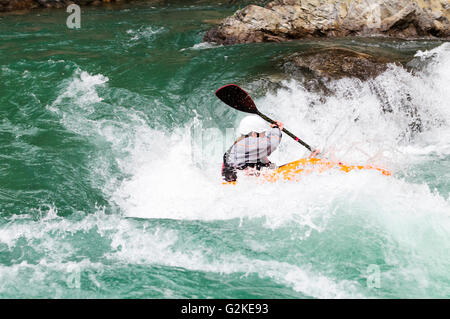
[
  {"x1": 34, "y1": 44, "x2": 450, "y2": 298},
  {"x1": 180, "y1": 42, "x2": 223, "y2": 51},
  {"x1": 126, "y1": 26, "x2": 165, "y2": 44},
  {"x1": 104, "y1": 43, "x2": 450, "y2": 221},
  {"x1": 47, "y1": 69, "x2": 108, "y2": 123},
  {"x1": 105, "y1": 221, "x2": 364, "y2": 298},
  {"x1": 0, "y1": 208, "x2": 362, "y2": 298},
  {"x1": 44, "y1": 45, "x2": 450, "y2": 226}
]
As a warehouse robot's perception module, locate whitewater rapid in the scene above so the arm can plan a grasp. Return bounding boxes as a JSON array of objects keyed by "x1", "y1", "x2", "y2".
[
  {"x1": 39, "y1": 43, "x2": 450, "y2": 298},
  {"x1": 102, "y1": 43, "x2": 450, "y2": 221},
  {"x1": 1, "y1": 9, "x2": 449, "y2": 297}
]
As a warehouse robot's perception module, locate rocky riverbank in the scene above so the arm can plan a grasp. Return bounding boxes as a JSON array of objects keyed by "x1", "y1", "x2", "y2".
[
  {"x1": 0, "y1": 0, "x2": 267, "y2": 13},
  {"x1": 204, "y1": 0, "x2": 450, "y2": 44},
  {"x1": 0, "y1": 0, "x2": 127, "y2": 12}
]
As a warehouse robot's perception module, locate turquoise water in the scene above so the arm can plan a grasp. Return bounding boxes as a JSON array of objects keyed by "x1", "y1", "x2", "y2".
[{"x1": 1, "y1": 1, "x2": 450, "y2": 298}]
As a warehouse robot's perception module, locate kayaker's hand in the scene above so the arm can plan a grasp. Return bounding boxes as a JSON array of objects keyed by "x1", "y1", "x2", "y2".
[
  {"x1": 271, "y1": 121, "x2": 284, "y2": 131},
  {"x1": 310, "y1": 149, "x2": 320, "y2": 158}
]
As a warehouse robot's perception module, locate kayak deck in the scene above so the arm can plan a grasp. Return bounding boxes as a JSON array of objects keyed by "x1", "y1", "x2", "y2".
[{"x1": 223, "y1": 158, "x2": 391, "y2": 184}]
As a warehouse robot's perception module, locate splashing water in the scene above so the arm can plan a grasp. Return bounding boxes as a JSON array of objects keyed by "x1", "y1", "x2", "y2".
[{"x1": 0, "y1": 3, "x2": 449, "y2": 298}]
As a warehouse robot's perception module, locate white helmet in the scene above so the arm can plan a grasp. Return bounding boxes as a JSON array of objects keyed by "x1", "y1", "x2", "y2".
[{"x1": 238, "y1": 115, "x2": 269, "y2": 136}]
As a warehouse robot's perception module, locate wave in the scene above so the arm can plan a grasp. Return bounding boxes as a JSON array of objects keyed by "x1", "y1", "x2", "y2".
[{"x1": 33, "y1": 42, "x2": 450, "y2": 298}]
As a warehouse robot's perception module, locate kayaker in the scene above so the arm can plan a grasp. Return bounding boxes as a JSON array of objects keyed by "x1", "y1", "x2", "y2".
[{"x1": 222, "y1": 115, "x2": 284, "y2": 182}]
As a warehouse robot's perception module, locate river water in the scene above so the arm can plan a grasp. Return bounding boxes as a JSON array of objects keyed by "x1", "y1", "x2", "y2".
[{"x1": 0, "y1": 1, "x2": 449, "y2": 298}]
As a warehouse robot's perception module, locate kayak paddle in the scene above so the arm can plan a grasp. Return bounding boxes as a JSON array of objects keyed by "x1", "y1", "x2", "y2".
[{"x1": 215, "y1": 84, "x2": 314, "y2": 152}]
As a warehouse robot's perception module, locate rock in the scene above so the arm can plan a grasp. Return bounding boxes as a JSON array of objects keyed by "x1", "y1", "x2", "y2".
[
  {"x1": 204, "y1": 5, "x2": 288, "y2": 44},
  {"x1": 204, "y1": 0, "x2": 450, "y2": 44},
  {"x1": 282, "y1": 47, "x2": 394, "y2": 81},
  {"x1": 0, "y1": 0, "x2": 128, "y2": 12},
  {"x1": 278, "y1": 46, "x2": 423, "y2": 135},
  {"x1": 202, "y1": 19, "x2": 223, "y2": 25},
  {"x1": 0, "y1": 0, "x2": 37, "y2": 11}
]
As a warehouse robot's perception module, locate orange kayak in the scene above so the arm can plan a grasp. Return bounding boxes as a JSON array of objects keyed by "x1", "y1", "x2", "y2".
[{"x1": 224, "y1": 158, "x2": 391, "y2": 184}]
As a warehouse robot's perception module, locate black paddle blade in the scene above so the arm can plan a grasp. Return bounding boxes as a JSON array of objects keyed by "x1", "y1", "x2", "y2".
[{"x1": 215, "y1": 84, "x2": 258, "y2": 114}]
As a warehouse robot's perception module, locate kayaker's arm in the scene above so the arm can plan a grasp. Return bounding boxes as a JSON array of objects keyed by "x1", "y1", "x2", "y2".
[
  {"x1": 264, "y1": 126, "x2": 282, "y2": 153},
  {"x1": 270, "y1": 121, "x2": 284, "y2": 131},
  {"x1": 310, "y1": 149, "x2": 321, "y2": 158},
  {"x1": 269, "y1": 121, "x2": 320, "y2": 158}
]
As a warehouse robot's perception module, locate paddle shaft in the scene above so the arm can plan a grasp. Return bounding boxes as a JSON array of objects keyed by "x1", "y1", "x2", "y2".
[{"x1": 256, "y1": 111, "x2": 313, "y2": 152}]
